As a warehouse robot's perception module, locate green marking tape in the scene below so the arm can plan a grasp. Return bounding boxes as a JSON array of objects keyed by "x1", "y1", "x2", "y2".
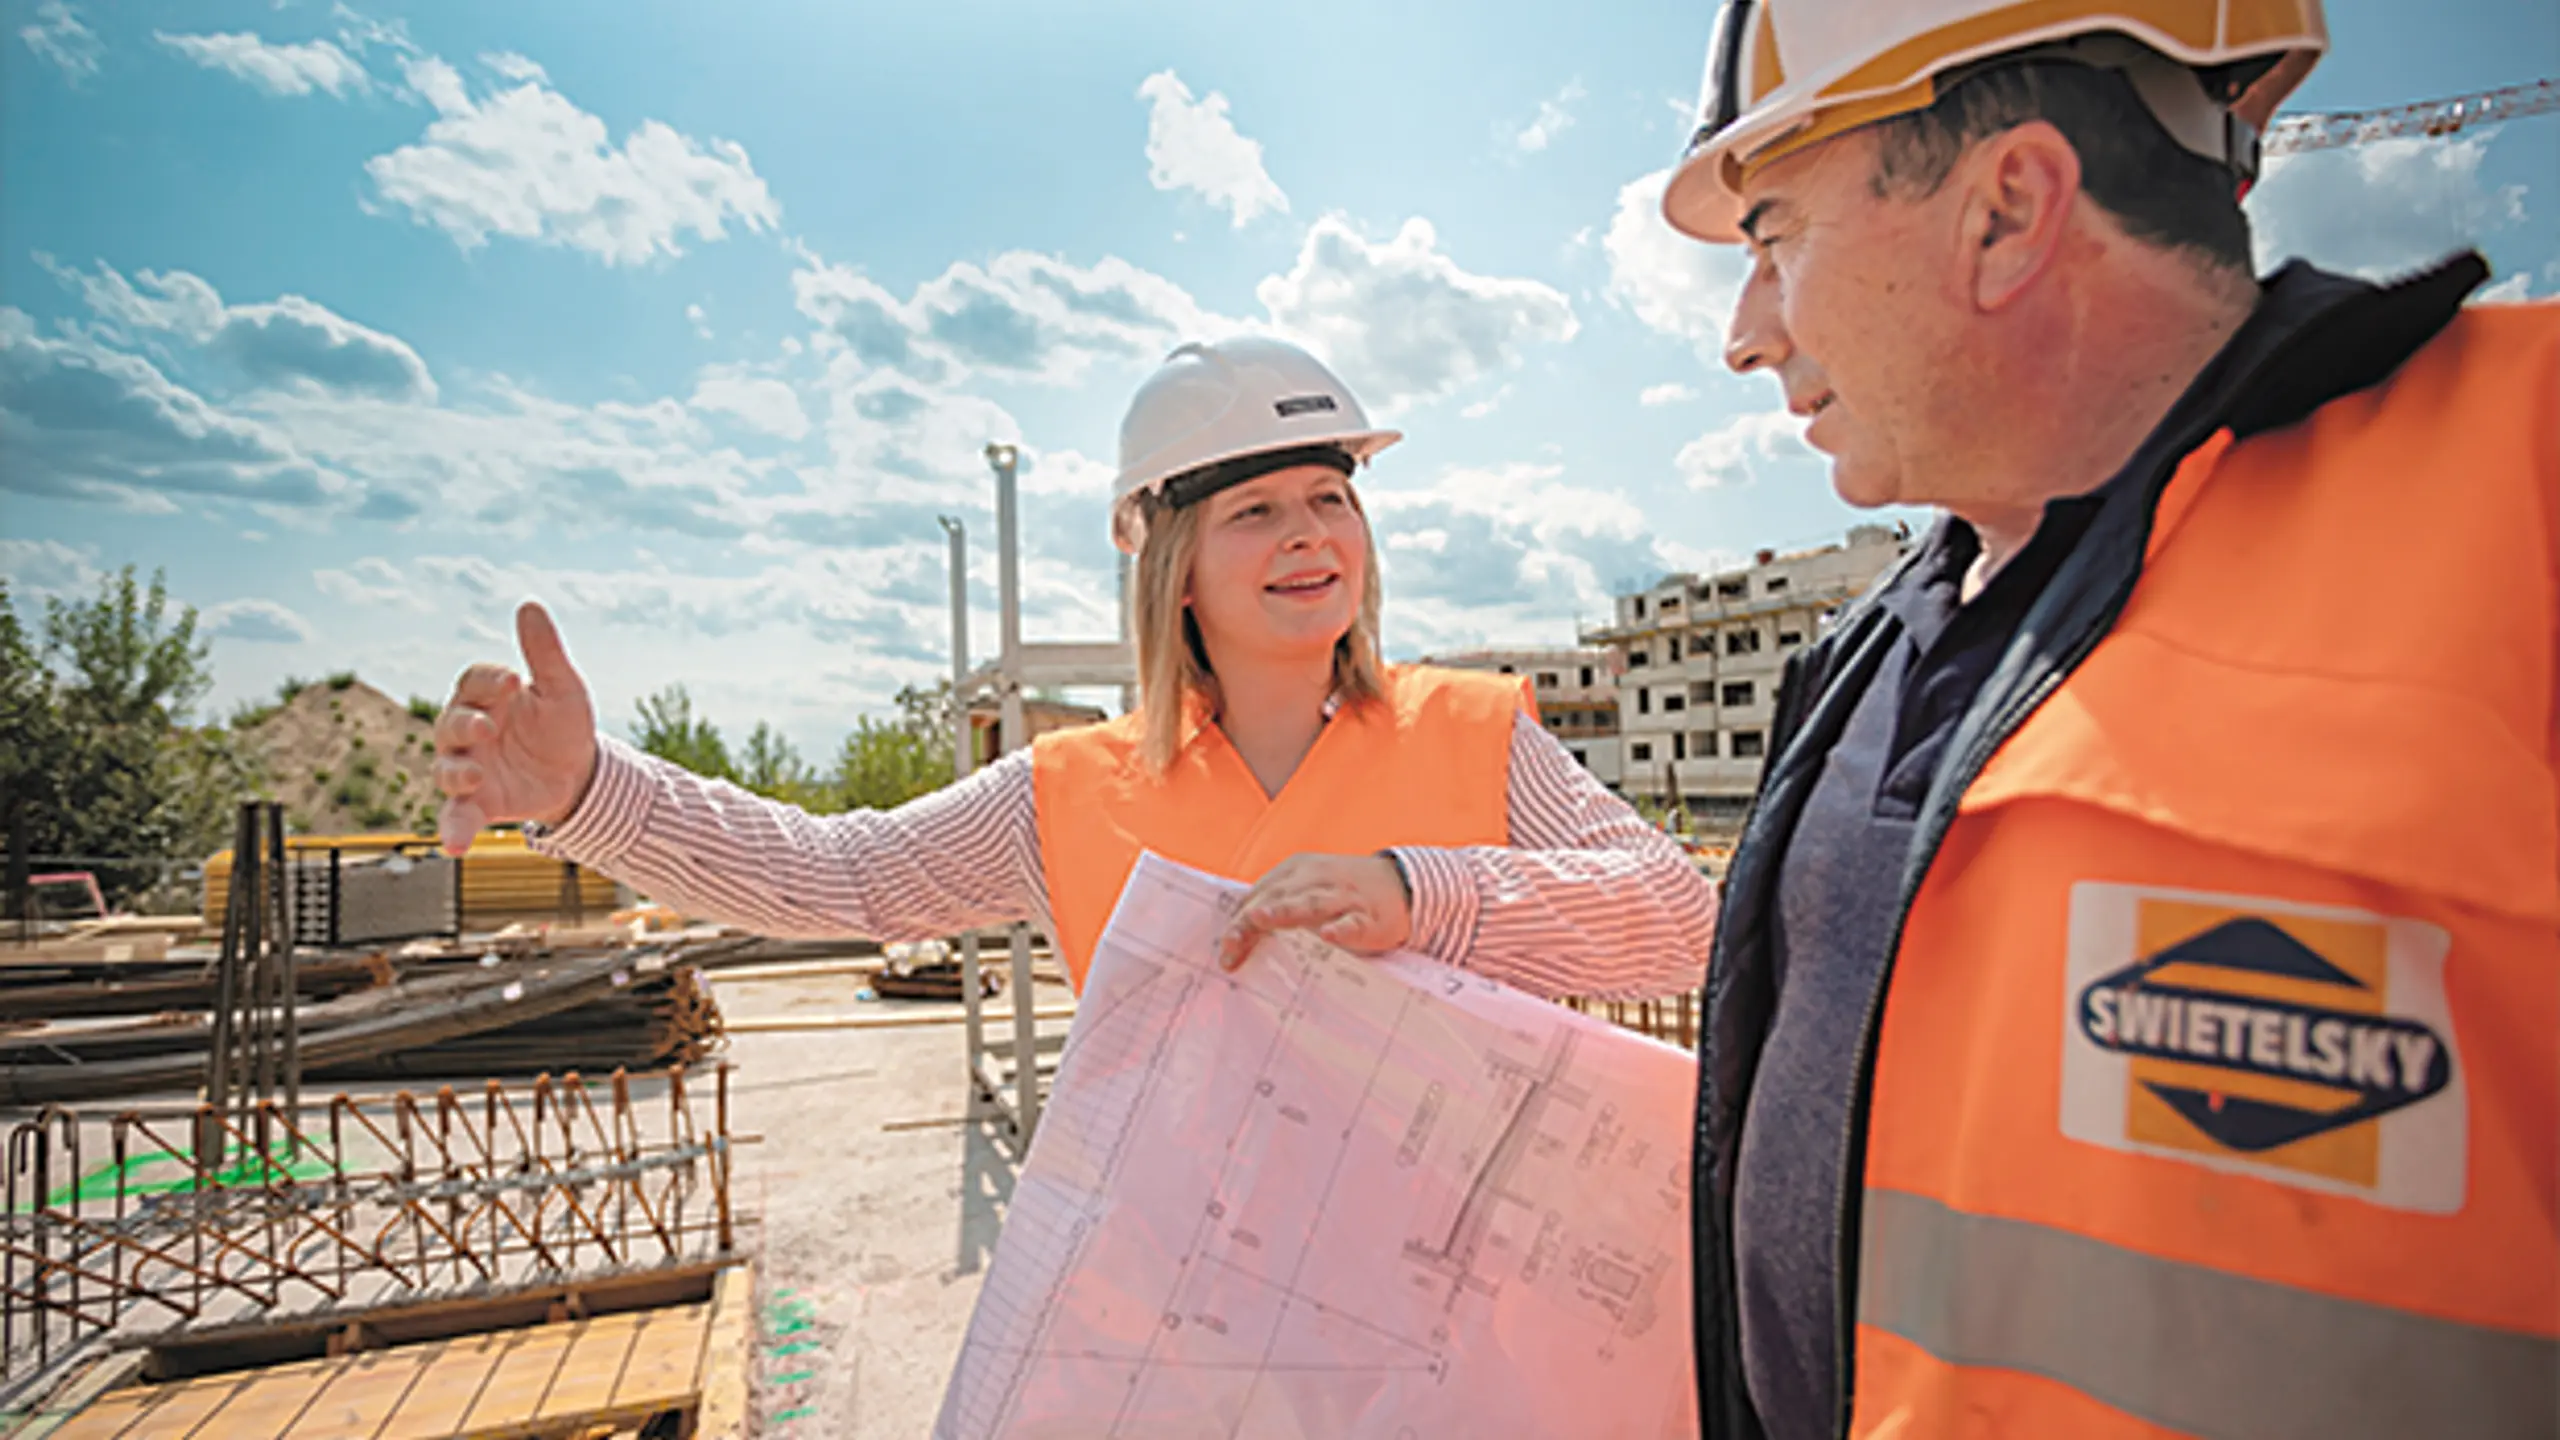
[
  {"x1": 771, "y1": 1369, "x2": 816, "y2": 1386},
  {"x1": 38, "y1": 1147, "x2": 341, "y2": 1210},
  {"x1": 773, "y1": 1405, "x2": 819, "y2": 1421}
]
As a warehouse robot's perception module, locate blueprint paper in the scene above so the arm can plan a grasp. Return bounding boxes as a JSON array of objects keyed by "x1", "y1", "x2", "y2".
[{"x1": 935, "y1": 852, "x2": 1700, "y2": 1439}]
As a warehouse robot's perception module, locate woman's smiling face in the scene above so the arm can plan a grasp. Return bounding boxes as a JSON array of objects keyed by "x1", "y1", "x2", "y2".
[{"x1": 1184, "y1": 463, "x2": 1370, "y2": 669}]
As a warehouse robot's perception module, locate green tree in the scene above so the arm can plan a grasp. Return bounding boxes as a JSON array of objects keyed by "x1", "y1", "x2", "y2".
[
  {"x1": 631, "y1": 684, "x2": 735, "y2": 781},
  {"x1": 827, "y1": 713, "x2": 953, "y2": 812},
  {"x1": 737, "y1": 721, "x2": 821, "y2": 804},
  {"x1": 1, "y1": 584, "x2": 67, "y2": 910},
  {"x1": 44, "y1": 567, "x2": 209, "y2": 729},
  {"x1": 3, "y1": 569, "x2": 265, "y2": 909}
]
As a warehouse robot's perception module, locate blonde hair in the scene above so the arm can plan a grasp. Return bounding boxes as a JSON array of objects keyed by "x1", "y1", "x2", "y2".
[{"x1": 1130, "y1": 483, "x2": 1387, "y2": 774}]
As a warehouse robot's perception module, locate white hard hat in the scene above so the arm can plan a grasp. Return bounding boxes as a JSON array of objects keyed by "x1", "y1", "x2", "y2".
[
  {"x1": 1111, "y1": 336, "x2": 1400, "y2": 554},
  {"x1": 1663, "y1": 0, "x2": 2328, "y2": 243}
]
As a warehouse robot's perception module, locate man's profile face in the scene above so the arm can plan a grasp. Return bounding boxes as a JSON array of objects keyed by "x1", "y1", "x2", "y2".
[{"x1": 1724, "y1": 129, "x2": 1960, "y2": 510}]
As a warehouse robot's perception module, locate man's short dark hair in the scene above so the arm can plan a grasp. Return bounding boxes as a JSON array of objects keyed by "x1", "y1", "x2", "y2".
[{"x1": 1869, "y1": 57, "x2": 2254, "y2": 275}]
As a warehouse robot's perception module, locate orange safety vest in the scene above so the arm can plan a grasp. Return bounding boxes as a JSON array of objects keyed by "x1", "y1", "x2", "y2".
[
  {"x1": 1851, "y1": 300, "x2": 2560, "y2": 1435},
  {"x1": 1029, "y1": 665, "x2": 1527, "y2": 989}
]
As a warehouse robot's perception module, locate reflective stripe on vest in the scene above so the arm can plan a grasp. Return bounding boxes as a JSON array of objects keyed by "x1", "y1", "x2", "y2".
[
  {"x1": 1852, "y1": 302, "x2": 2560, "y2": 1436},
  {"x1": 1859, "y1": 1188, "x2": 2559, "y2": 1440},
  {"x1": 1030, "y1": 665, "x2": 1523, "y2": 989}
]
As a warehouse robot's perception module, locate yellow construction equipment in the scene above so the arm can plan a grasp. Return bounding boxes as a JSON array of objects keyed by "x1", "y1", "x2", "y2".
[{"x1": 200, "y1": 830, "x2": 618, "y2": 934}]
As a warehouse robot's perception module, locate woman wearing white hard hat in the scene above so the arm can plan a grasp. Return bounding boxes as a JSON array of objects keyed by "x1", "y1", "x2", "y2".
[{"x1": 431, "y1": 335, "x2": 1715, "y2": 998}]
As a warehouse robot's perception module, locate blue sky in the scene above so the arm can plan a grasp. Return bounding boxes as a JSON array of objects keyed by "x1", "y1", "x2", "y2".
[{"x1": 5, "y1": 0, "x2": 2555, "y2": 758}]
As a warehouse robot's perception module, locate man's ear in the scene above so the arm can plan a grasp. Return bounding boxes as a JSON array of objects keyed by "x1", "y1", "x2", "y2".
[{"x1": 1957, "y1": 119, "x2": 2081, "y2": 311}]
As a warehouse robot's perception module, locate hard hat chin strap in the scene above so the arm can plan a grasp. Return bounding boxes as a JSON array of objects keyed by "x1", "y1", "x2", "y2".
[{"x1": 1157, "y1": 444, "x2": 1357, "y2": 513}]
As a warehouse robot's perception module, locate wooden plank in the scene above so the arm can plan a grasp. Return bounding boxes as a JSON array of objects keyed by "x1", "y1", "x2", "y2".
[
  {"x1": 59, "y1": 1300, "x2": 721, "y2": 1440},
  {"x1": 529, "y1": 1312, "x2": 645, "y2": 1423},
  {"x1": 694, "y1": 1265, "x2": 754, "y2": 1440},
  {"x1": 31, "y1": 1389, "x2": 154, "y2": 1440},
  {"x1": 276, "y1": 1346, "x2": 433, "y2": 1440},
  {"x1": 456, "y1": 1326, "x2": 577, "y2": 1434},
  {"x1": 375, "y1": 1332, "x2": 507, "y2": 1440},
  {"x1": 4, "y1": 1349, "x2": 148, "y2": 1440},
  {"x1": 166, "y1": 1357, "x2": 331, "y2": 1439},
  {"x1": 605, "y1": 1304, "x2": 710, "y2": 1410}
]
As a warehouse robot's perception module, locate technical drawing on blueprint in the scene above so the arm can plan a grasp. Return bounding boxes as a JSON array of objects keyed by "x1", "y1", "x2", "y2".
[{"x1": 934, "y1": 853, "x2": 1699, "y2": 1439}]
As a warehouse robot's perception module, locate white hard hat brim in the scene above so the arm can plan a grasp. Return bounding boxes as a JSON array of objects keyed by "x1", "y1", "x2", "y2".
[{"x1": 1111, "y1": 428, "x2": 1401, "y2": 554}]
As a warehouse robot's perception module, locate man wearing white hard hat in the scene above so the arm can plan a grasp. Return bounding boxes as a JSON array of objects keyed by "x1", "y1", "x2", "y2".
[
  {"x1": 1665, "y1": 2, "x2": 2557, "y2": 1437},
  {"x1": 433, "y1": 334, "x2": 1713, "y2": 1010}
]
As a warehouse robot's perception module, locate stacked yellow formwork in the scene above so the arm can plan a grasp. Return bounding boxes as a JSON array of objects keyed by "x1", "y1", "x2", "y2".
[{"x1": 201, "y1": 831, "x2": 620, "y2": 934}]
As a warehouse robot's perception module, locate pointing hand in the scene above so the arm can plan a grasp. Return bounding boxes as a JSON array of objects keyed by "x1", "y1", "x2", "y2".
[{"x1": 433, "y1": 601, "x2": 600, "y2": 856}]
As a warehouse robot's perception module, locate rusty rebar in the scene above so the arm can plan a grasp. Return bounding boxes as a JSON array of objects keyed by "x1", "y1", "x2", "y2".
[{"x1": 1, "y1": 1064, "x2": 734, "y2": 1387}]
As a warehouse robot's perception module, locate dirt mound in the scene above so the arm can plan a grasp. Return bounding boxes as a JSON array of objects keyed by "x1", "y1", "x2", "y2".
[{"x1": 238, "y1": 678, "x2": 440, "y2": 836}]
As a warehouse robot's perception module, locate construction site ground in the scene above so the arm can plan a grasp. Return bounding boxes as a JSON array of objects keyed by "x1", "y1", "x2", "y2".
[
  {"x1": 712, "y1": 959, "x2": 1076, "y2": 1438},
  {"x1": 1, "y1": 955, "x2": 1076, "y2": 1439}
]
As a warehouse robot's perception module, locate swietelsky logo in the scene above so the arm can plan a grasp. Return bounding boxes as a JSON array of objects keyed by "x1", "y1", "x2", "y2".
[
  {"x1": 2076, "y1": 917, "x2": 2452, "y2": 1153},
  {"x1": 2060, "y1": 883, "x2": 2466, "y2": 1214}
]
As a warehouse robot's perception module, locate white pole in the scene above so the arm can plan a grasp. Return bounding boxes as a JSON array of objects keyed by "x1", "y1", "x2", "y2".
[
  {"x1": 985, "y1": 443, "x2": 1040, "y2": 1140},
  {"x1": 939, "y1": 515, "x2": 985, "y2": 1101}
]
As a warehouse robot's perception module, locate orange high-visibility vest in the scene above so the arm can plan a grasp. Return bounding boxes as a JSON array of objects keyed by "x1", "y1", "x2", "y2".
[
  {"x1": 1030, "y1": 665, "x2": 1526, "y2": 989},
  {"x1": 1850, "y1": 301, "x2": 2560, "y2": 1436}
]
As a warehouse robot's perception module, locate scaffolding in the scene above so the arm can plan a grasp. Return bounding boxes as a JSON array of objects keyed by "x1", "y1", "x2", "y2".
[{"x1": 941, "y1": 444, "x2": 1134, "y2": 1144}]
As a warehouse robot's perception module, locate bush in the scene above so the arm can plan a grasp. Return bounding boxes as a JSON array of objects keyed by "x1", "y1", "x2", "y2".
[
  {"x1": 407, "y1": 696, "x2": 440, "y2": 723},
  {"x1": 356, "y1": 803, "x2": 402, "y2": 830},
  {"x1": 325, "y1": 671, "x2": 357, "y2": 692},
  {"x1": 312, "y1": 768, "x2": 332, "y2": 786},
  {"x1": 348, "y1": 753, "x2": 379, "y2": 780}
]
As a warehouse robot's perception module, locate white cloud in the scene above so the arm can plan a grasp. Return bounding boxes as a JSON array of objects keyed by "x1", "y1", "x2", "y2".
[
  {"x1": 1675, "y1": 406, "x2": 1807, "y2": 489},
  {"x1": 366, "y1": 53, "x2": 781, "y2": 266},
  {"x1": 156, "y1": 30, "x2": 370, "y2": 97},
  {"x1": 329, "y1": 5, "x2": 416, "y2": 60},
  {"x1": 1511, "y1": 80, "x2": 1585, "y2": 154},
  {"x1": 39, "y1": 256, "x2": 226, "y2": 341},
  {"x1": 214, "y1": 296, "x2": 437, "y2": 402},
  {"x1": 314, "y1": 556, "x2": 424, "y2": 609},
  {"x1": 686, "y1": 302, "x2": 712, "y2": 339},
  {"x1": 792, "y1": 245, "x2": 1225, "y2": 387},
  {"x1": 0, "y1": 306, "x2": 350, "y2": 512},
  {"x1": 1639, "y1": 381, "x2": 1696, "y2": 407},
  {"x1": 480, "y1": 51, "x2": 546, "y2": 85},
  {"x1": 691, "y1": 371, "x2": 810, "y2": 441},
  {"x1": 2248, "y1": 133, "x2": 2527, "y2": 280},
  {"x1": 1461, "y1": 385, "x2": 1512, "y2": 420},
  {"x1": 203, "y1": 598, "x2": 315, "y2": 643},
  {"x1": 1604, "y1": 166, "x2": 1747, "y2": 349},
  {"x1": 1366, "y1": 462, "x2": 1681, "y2": 651},
  {"x1": 2474, "y1": 272, "x2": 2533, "y2": 304},
  {"x1": 1256, "y1": 215, "x2": 1577, "y2": 414},
  {"x1": 0, "y1": 539, "x2": 103, "y2": 598},
  {"x1": 44, "y1": 259, "x2": 435, "y2": 402},
  {"x1": 1017, "y1": 447, "x2": 1115, "y2": 499},
  {"x1": 1136, "y1": 70, "x2": 1289, "y2": 228},
  {"x1": 20, "y1": 1, "x2": 100, "y2": 83}
]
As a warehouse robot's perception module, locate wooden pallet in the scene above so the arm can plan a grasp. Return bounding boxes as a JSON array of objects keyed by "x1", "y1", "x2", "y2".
[{"x1": 39, "y1": 1268, "x2": 750, "y2": 1440}]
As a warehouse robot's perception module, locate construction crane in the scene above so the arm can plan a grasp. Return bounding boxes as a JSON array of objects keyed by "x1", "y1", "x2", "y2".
[{"x1": 2265, "y1": 78, "x2": 2559, "y2": 156}]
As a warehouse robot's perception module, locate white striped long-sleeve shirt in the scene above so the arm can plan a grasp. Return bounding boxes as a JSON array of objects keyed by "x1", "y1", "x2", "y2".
[{"x1": 530, "y1": 711, "x2": 1713, "y2": 1000}]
